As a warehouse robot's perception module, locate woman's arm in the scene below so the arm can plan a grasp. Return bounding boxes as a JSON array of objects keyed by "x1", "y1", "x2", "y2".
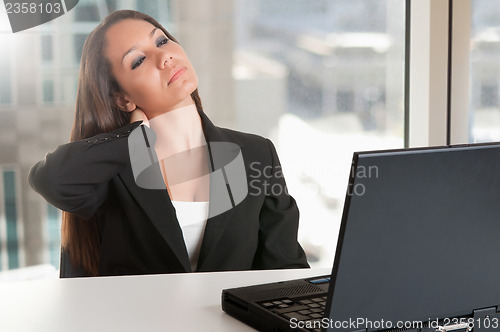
[
  {"x1": 28, "y1": 121, "x2": 142, "y2": 220},
  {"x1": 252, "y1": 139, "x2": 310, "y2": 269}
]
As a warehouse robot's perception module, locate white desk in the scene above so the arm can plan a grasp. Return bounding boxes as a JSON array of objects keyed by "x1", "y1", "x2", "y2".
[{"x1": 0, "y1": 268, "x2": 330, "y2": 332}]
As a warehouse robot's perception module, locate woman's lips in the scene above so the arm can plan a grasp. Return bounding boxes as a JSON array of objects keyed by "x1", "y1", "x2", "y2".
[{"x1": 168, "y1": 67, "x2": 186, "y2": 85}]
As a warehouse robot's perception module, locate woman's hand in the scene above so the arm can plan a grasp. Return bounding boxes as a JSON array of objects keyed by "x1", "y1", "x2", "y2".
[{"x1": 130, "y1": 107, "x2": 150, "y2": 127}]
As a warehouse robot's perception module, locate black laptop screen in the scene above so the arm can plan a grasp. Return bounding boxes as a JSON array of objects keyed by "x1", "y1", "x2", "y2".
[{"x1": 327, "y1": 144, "x2": 500, "y2": 331}]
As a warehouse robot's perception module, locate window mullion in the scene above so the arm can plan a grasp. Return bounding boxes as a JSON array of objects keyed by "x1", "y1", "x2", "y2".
[
  {"x1": 450, "y1": 0, "x2": 471, "y2": 144},
  {"x1": 409, "y1": 0, "x2": 450, "y2": 147}
]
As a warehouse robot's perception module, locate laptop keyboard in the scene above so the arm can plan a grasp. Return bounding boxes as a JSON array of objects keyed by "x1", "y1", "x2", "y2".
[{"x1": 259, "y1": 295, "x2": 327, "y2": 331}]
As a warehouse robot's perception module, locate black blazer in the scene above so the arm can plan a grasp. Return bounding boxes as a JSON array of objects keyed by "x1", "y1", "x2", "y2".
[{"x1": 29, "y1": 111, "x2": 309, "y2": 277}]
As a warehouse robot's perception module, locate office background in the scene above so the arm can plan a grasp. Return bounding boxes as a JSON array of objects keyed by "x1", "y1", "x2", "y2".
[{"x1": 0, "y1": 0, "x2": 497, "y2": 276}]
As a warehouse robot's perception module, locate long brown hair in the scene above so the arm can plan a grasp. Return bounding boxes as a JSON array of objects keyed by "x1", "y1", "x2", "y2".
[{"x1": 62, "y1": 10, "x2": 204, "y2": 276}]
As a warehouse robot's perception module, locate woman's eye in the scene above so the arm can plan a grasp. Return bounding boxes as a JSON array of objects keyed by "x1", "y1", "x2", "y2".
[
  {"x1": 130, "y1": 36, "x2": 168, "y2": 70},
  {"x1": 157, "y1": 37, "x2": 168, "y2": 47},
  {"x1": 131, "y1": 56, "x2": 145, "y2": 70}
]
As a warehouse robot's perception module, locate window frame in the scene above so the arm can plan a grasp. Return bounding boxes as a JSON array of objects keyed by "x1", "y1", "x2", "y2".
[{"x1": 408, "y1": 0, "x2": 473, "y2": 146}]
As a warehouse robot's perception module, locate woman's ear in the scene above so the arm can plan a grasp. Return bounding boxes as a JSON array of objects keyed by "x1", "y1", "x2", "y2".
[{"x1": 114, "y1": 93, "x2": 137, "y2": 112}]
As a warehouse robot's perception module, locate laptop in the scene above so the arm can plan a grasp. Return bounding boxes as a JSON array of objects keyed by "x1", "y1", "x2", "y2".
[{"x1": 222, "y1": 143, "x2": 500, "y2": 332}]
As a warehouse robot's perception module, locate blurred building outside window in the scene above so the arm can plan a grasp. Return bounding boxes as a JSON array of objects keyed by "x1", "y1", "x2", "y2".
[
  {"x1": 470, "y1": 0, "x2": 500, "y2": 142},
  {"x1": 0, "y1": 0, "x2": 406, "y2": 277}
]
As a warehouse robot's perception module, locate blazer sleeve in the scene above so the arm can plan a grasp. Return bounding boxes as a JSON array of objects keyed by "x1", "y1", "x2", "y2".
[
  {"x1": 252, "y1": 139, "x2": 310, "y2": 269},
  {"x1": 28, "y1": 121, "x2": 142, "y2": 220}
]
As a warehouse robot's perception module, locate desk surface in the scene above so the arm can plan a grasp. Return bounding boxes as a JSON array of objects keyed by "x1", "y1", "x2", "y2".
[{"x1": 0, "y1": 267, "x2": 330, "y2": 332}]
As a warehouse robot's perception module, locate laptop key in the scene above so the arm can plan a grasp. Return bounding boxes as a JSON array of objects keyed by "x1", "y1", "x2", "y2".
[
  {"x1": 282, "y1": 312, "x2": 309, "y2": 321},
  {"x1": 298, "y1": 299, "x2": 313, "y2": 305},
  {"x1": 298, "y1": 309, "x2": 312, "y2": 315},
  {"x1": 261, "y1": 302, "x2": 274, "y2": 308},
  {"x1": 310, "y1": 308, "x2": 323, "y2": 313},
  {"x1": 272, "y1": 304, "x2": 308, "y2": 314}
]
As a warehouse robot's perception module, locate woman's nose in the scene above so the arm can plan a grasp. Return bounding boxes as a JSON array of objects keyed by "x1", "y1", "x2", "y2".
[{"x1": 159, "y1": 53, "x2": 173, "y2": 69}]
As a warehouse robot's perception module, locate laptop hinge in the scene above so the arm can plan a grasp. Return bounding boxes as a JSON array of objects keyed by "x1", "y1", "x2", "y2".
[{"x1": 472, "y1": 307, "x2": 500, "y2": 332}]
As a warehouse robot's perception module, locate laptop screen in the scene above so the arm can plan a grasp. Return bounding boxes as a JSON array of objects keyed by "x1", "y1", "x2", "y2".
[{"x1": 327, "y1": 144, "x2": 500, "y2": 331}]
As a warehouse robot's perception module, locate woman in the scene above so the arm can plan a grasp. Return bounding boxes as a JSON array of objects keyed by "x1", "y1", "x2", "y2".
[{"x1": 29, "y1": 10, "x2": 309, "y2": 277}]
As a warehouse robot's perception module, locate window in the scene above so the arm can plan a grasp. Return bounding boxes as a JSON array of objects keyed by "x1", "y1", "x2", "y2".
[
  {"x1": 73, "y1": 33, "x2": 88, "y2": 63},
  {"x1": 0, "y1": 35, "x2": 13, "y2": 104},
  {"x1": 0, "y1": 76, "x2": 11, "y2": 105},
  {"x1": 0, "y1": 168, "x2": 21, "y2": 271},
  {"x1": 480, "y1": 84, "x2": 498, "y2": 107},
  {"x1": 0, "y1": 0, "x2": 175, "y2": 272},
  {"x1": 470, "y1": 0, "x2": 500, "y2": 142},
  {"x1": 137, "y1": 0, "x2": 161, "y2": 19},
  {"x1": 234, "y1": 0, "x2": 405, "y2": 266},
  {"x1": 46, "y1": 204, "x2": 61, "y2": 269},
  {"x1": 74, "y1": 3, "x2": 100, "y2": 22},
  {"x1": 42, "y1": 79, "x2": 55, "y2": 103},
  {"x1": 0, "y1": 0, "x2": 422, "y2": 273},
  {"x1": 41, "y1": 35, "x2": 53, "y2": 62},
  {"x1": 336, "y1": 90, "x2": 355, "y2": 113}
]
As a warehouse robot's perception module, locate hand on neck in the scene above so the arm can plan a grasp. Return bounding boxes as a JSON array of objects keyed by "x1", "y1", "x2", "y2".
[{"x1": 149, "y1": 103, "x2": 207, "y2": 160}]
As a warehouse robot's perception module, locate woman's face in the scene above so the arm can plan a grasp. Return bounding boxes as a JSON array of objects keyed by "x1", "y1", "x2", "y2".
[{"x1": 105, "y1": 19, "x2": 198, "y2": 119}]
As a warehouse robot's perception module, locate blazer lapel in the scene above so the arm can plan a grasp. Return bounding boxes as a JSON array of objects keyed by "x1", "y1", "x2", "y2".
[
  {"x1": 196, "y1": 111, "x2": 244, "y2": 270},
  {"x1": 119, "y1": 153, "x2": 192, "y2": 272},
  {"x1": 197, "y1": 204, "x2": 237, "y2": 270}
]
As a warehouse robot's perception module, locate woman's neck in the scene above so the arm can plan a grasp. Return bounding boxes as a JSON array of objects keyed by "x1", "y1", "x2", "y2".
[{"x1": 149, "y1": 104, "x2": 206, "y2": 159}]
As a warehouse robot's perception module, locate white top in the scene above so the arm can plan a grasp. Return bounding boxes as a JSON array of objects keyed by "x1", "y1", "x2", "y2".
[{"x1": 171, "y1": 200, "x2": 209, "y2": 271}]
